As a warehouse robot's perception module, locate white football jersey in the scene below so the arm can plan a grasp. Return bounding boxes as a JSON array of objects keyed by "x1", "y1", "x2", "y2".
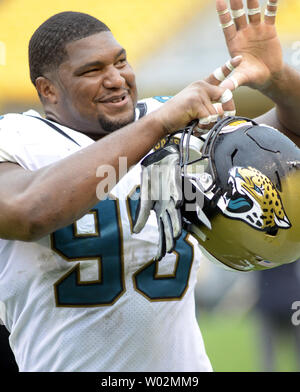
[{"x1": 0, "y1": 98, "x2": 212, "y2": 372}]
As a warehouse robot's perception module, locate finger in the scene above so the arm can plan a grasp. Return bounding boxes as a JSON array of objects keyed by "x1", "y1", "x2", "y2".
[
  {"x1": 205, "y1": 101, "x2": 220, "y2": 123},
  {"x1": 200, "y1": 88, "x2": 235, "y2": 125},
  {"x1": 161, "y1": 211, "x2": 175, "y2": 254},
  {"x1": 216, "y1": 0, "x2": 236, "y2": 41},
  {"x1": 219, "y1": 89, "x2": 236, "y2": 117},
  {"x1": 194, "y1": 84, "x2": 229, "y2": 122},
  {"x1": 264, "y1": 0, "x2": 278, "y2": 25},
  {"x1": 213, "y1": 103, "x2": 224, "y2": 117},
  {"x1": 198, "y1": 99, "x2": 222, "y2": 129},
  {"x1": 220, "y1": 68, "x2": 247, "y2": 91},
  {"x1": 194, "y1": 104, "x2": 222, "y2": 134},
  {"x1": 132, "y1": 168, "x2": 152, "y2": 233},
  {"x1": 199, "y1": 82, "x2": 230, "y2": 106},
  {"x1": 230, "y1": 0, "x2": 247, "y2": 30},
  {"x1": 247, "y1": 0, "x2": 261, "y2": 24},
  {"x1": 155, "y1": 217, "x2": 166, "y2": 261},
  {"x1": 132, "y1": 198, "x2": 153, "y2": 233},
  {"x1": 168, "y1": 202, "x2": 182, "y2": 239},
  {"x1": 223, "y1": 109, "x2": 237, "y2": 117},
  {"x1": 220, "y1": 74, "x2": 240, "y2": 91},
  {"x1": 197, "y1": 106, "x2": 212, "y2": 126},
  {"x1": 206, "y1": 56, "x2": 243, "y2": 86}
]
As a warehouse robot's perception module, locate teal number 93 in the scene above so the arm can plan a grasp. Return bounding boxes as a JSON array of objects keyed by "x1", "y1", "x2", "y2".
[{"x1": 52, "y1": 195, "x2": 194, "y2": 307}]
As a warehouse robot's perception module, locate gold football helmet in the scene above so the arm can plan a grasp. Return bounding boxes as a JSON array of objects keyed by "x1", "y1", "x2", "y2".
[{"x1": 181, "y1": 117, "x2": 300, "y2": 272}]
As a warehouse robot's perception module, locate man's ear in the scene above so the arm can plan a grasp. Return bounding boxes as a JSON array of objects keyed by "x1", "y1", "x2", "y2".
[{"x1": 35, "y1": 76, "x2": 59, "y2": 104}]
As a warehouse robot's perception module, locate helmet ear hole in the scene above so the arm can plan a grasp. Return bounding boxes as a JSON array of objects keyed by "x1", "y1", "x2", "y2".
[{"x1": 231, "y1": 149, "x2": 238, "y2": 165}]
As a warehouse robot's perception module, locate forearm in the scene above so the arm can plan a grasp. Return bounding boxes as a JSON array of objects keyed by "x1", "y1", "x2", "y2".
[
  {"x1": 259, "y1": 64, "x2": 300, "y2": 136},
  {"x1": 0, "y1": 112, "x2": 165, "y2": 240}
]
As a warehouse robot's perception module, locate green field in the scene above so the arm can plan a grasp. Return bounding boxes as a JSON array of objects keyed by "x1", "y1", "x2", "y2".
[{"x1": 198, "y1": 311, "x2": 300, "y2": 372}]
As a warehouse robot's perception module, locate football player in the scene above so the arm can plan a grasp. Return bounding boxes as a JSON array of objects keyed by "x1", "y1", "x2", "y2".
[{"x1": 0, "y1": 11, "x2": 237, "y2": 371}]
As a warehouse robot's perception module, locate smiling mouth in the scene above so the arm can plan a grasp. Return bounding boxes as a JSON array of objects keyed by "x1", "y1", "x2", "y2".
[
  {"x1": 98, "y1": 92, "x2": 129, "y2": 104},
  {"x1": 95, "y1": 95, "x2": 131, "y2": 111},
  {"x1": 104, "y1": 96, "x2": 126, "y2": 104}
]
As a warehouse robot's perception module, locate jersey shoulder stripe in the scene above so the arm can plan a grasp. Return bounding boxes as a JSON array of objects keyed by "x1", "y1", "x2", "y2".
[
  {"x1": 26, "y1": 115, "x2": 81, "y2": 146},
  {"x1": 135, "y1": 96, "x2": 172, "y2": 120}
]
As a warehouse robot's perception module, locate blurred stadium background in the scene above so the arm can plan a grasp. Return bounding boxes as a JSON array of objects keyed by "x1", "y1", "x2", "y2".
[{"x1": 1, "y1": 0, "x2": 300, "y2": 372}]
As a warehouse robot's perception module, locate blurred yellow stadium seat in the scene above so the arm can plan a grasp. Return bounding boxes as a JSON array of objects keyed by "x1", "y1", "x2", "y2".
[
  {"x1": 0, "y1": 0, "x2": 207, "y2": 105},
  {"x1": 0, "y1": 41, "x2": 5, "y2": 66},
  {"x1": 0, "y1": 0, "x2": 299, "y2": 108},
  {"x1": 276, "y1": 0, "x2": 300, "y2": 37}
]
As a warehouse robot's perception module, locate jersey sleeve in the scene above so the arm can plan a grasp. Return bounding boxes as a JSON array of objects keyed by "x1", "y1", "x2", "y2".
[
  {"x1": 0, "y1": 111, "x2": 82, "y2": 171},
  {"x1": 135, "y1": 96, "x2": 173, "y2": 119},
  {"x1": 0, "y1": 115, "x2": 19, "y2": 163}
]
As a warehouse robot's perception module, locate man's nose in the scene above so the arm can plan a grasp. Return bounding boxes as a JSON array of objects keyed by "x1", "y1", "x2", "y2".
[{"x1": 103, "y1": 66, "x2": 125, "y2": 89}]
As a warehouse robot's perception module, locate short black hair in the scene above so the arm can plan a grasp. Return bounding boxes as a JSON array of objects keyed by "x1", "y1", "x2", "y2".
[{"x1": 29, "y1": 11, "x2": 110, "y2": 85}]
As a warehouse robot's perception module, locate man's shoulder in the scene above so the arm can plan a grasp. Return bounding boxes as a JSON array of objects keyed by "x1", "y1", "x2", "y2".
[
  {"x1": 0, "y1": 110, "x2": 42, "y2": 131},
  {"x1": 136, "y1": 96, "x2": 172, "y2": 119}
]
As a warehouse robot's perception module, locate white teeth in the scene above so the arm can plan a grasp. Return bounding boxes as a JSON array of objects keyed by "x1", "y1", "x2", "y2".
[{"x1": 110, "y1": 97, "x2": 124, "y2": 103}]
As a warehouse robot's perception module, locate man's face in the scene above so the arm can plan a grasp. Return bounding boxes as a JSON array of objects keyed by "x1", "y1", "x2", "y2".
[{"x1": 53, "y1": 32, "x2": 138, "y2": 139}]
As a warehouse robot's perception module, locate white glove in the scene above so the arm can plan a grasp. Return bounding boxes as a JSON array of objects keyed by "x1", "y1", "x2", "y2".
[{"x1": 133, "y1": 143, "x2": 183, "y2": 260}]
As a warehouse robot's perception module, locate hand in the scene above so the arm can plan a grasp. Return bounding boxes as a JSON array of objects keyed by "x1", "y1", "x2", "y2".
[
  {"x1": 133, "y1": 143, "x2": 182, "y2": 261},
  {"x1": 154, "y1": 60, "x2": 238, "y2": 134},
  {"x1": 215, "y1": 0, "x2": 283, "y2": 91}
]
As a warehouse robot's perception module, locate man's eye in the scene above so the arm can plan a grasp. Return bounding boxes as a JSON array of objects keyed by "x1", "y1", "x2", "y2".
[
  {"x1": 116, "y1": 58, "x2": 127, "y2": 66},
  {"x1": 82, "y1": 69, "x2": 99, "y2": 75}
]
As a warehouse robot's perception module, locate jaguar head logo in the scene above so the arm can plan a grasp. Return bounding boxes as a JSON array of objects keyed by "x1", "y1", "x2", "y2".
[{"x1": 217, "y1": 167, "x2": 291, "y2": 231}]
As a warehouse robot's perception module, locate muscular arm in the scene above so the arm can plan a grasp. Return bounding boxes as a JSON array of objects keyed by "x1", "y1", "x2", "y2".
[
  {"x1": 256, "y1": 107, "x2": 300, "y2": 148},
  {"x1": 0, "y1": 80, "x2": 233, "y2": 241},
  {"x1": 256, "y1": 65, "x2": 300, "y2": 144},
  {"x1": 0, "y1": 112, "x2": 165, "y2": 241}
]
